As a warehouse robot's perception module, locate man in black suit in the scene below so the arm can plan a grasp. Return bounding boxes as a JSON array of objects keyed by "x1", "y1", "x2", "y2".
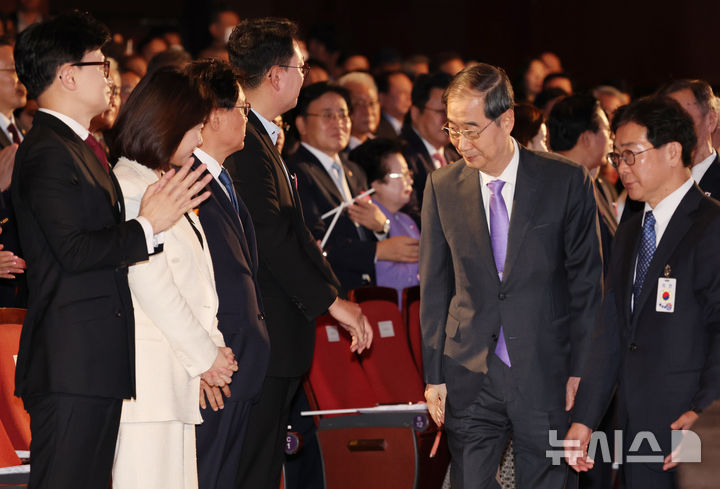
[
  {"x1": 567, "y1": 97, "x2": 720, "y2": 488},
  {"x1": 399, "y1": 72, "x2": 459, "y2": 218},
  {"x1": 548, "y1": 94, "x2": 617, "y2": 273},
  {"x1": 420, "y1": 64, "x2": 602, "y2": 489},
  {"x1": 12, "y1": 12, "x2": 213, "y2": 489},
  {"x1": 186, "y1": 59, "x2": 271, "y2": 489},
  {"x1": 658, "y1": 79, "x2": 720, "y2": 199},
  {"x1": 0, "y1": 36, "x2": 27, "y2": 306},
  {"x1": 288, "y1": 82, "x2": 418, "y2": 293},
  {"x1": 224, "y1": 19, "x2": 372, "y2": 489},
  {"x1": 375, "y1": 70, "x2": 412, "y2": 139}
]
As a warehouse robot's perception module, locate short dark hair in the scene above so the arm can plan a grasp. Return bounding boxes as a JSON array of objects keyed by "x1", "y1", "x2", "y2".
[
  {"x1": 443, "y1": 63, "x2": 514, "y2": 120},
  {"x1": 547, "y1": 94, "x2": 602, "y2": 151},
  {"x1": 349, "y1": 138, "x2": 406, "y2": 184},
  {"x1": 227, "y1": 18, "x2": 298, "y2": 89},
  {"x1": 511, "y1": 103, "x2": 545, "y2": 147},
  {"x1": 533, "y1": 87, "x2": 568, "y2": 112},
  {"x1": 430, "y1": 51, "x2": 463, "y2": 73},
  {"x1": 294, "y1": 81, "x2": 351, "y2": 118},
  {"x1": 15, "y1": 10, "x2": 110, "y2": 99},
  {"x1": 147, "y1": 48, "x2": 192, "y2": 76},
  {"x1": 185, "y1": 58, "x2": 241, "y2": 109},
  {"x1": 412, "y1": 72, "x2": 453, "y2": 110},
  {"x1": 543, "y1": 72, "x2": 573, "y2": 91},
  {"x1": 112, "y1": 68, "x2": 213, "y2": 170},
  {"x1": 612, "y1": 96, "x2": 697, "y2": 167},
  {"x1": 375, "y1": 70, "x2": 410, "y2": 95},
  {"x1": 656, "y1": 78, "x2": 717, "y2": 116}
]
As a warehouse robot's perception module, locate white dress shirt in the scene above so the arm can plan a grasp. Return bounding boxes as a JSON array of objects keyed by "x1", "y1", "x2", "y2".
[
  {"x1": 478, "y1": 139, "x2": 521, "y2": 228},
  {"x1": 0, "y1": 112, "x2": 22, "y2": 143},
  {"x1": 691, "y1": 150, "x2": 716, "y2": 185}
]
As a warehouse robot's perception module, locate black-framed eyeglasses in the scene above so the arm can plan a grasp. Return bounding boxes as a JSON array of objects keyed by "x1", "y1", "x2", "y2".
[
  {"x1": 607, "y1": 146, "x2": 657, "y2": 168},
  {"x1": 305, "y1": 110, "x2": 350, "y2": 123},
  {"x1": 234, "y1": 103, "x2": 252, "y2": 116},
  {"x1": 442, "y1": 118, "x2": 495, "y2": 141},
  {"x1": 277, "y1": 63, "x2": 310, "y2": 78},
  {"x1": 72, "y1": 60, "x2": 110, "y2": 78}
]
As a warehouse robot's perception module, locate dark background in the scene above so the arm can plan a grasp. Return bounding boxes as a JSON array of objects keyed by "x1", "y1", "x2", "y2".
[{"x1": 1, "y1": 0, "x2": 716, "y2": 95}]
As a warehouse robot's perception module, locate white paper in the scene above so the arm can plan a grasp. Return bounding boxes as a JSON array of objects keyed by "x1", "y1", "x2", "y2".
[
  {"x1": 325, "y1": 325, "x2": 340, "y2": 342},
  {"x1": 378, "y1": 320, "x2": 395, "y2": 338}
]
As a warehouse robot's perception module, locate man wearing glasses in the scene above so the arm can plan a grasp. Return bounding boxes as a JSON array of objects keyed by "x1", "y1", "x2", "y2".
[
  {"x1": 225, "y1": 19, "x2": 372, "y2": 489},
  {"x1": 12, "y1": 12, "x2": 212, "y2": 489},
  {"x1": 420, "y1": 63, "x2": 602, "y2": 488},
  {"x1": 567, "y1": 97, "x2": 720, "y2": 489}
]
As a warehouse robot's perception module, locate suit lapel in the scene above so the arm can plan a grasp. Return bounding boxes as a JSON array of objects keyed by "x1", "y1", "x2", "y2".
[
  {"x1": 631, "y1": 186, "x2": 701, "y2": 324},
  {"x1": 300, "y1": 146, "x2": 346, "y2": 205},
  {"x1": 616, "y1": 214, "x2": 642, "y2": 330},
  {"x1": 458, "y1": 164, "x2": 499, "y2": 282},
  {"x1": 502, "y1": 149, "x2": 540, "y2": 282}
]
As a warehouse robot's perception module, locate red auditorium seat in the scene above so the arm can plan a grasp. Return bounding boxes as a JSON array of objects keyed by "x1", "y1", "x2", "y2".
[
  {"x1": 348, "y1": 286, "x2": 398, "y2": 305},
  {"x1": 402, "y1": 286, "x2": 423, "y2": 376},
  {"x1": 0, "y1": 309, "x2": 30, "y2": 451}
]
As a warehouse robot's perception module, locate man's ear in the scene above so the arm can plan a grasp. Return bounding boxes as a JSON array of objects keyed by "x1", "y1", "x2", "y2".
[
  {"x1": 499, "y1": 107, "x2": 514, "y2": 134},
  {"x1": 207, "y1": 109, "x2": 223, "y2": 131},
  {"x1": 267, "y1": 66, "x2": 283, "y2": 92},
  {"x1": 56, "y1": 64, "x2": 78, "y2": 91},
  {"x1": 665, "y1": 140, "x2": 684, "y2": 167}
]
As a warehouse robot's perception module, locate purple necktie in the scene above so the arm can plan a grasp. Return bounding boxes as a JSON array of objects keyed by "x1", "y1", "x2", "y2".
[{"x1": 488, "y1": 179, "x2": 511, "y2": 367}]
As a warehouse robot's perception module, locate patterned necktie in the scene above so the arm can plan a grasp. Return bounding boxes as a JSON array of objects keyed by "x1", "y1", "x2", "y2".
[
  {"x1": 633, "y1": 210, "x2": 656, "y2": 307},
  {"x1": 84, "y1": 133, "x2": 109, "y2": 173},
  {"x1": 218, "y1": 168, "x2": 240, "y2": 213},
  {"x1": 432, "y1": 151, "x2": 447, "y2": 168},
  {"x1": 488, "y1": 179, "x2": 511, "y2": 367},
  {"x1": 7, "y1": 122, "x2": 21, "y2": 144}
]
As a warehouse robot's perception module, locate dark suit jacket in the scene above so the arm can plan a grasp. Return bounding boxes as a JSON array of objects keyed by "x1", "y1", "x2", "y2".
[
  {"x1": 595, "y1": 178, "x2": 618, "y2": 277},
  {"x1": 375, "y1": 113, "x2": 400, "y2": 140},
  {"x1": 287, "y1": 144, "x2": 376, "y2": 293},
  {"x1": 192, "y1": 156, "x2": 270, "y2": 402},
  {"x1": 420, "y1": 147, "x2": 603, "y2": 412},
  {"x1": 698, "y1": 152, "x2": 720, "y2": 199},
  {"x1": 575, "y1": 185, "x2": 720, "y2": 456},
  {"x1": 224, "y1": 112, "x2": 340, "y2": 378},
  {"x1": 12, "y1": 111, "x2": 148, "y2": 399},
  {"x1": 0, "y1": 125, "x2": 26, "y2": 307}
]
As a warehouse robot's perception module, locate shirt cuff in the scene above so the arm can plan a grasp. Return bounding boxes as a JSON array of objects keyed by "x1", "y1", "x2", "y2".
[{"x1": 135, "y1": 216, "x2": 165, "y2": 254}]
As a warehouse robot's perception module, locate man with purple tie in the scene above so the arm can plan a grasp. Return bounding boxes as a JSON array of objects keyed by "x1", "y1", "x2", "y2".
[{"x1": 419, "y1": 63, "x2": 602, "y2": 489}]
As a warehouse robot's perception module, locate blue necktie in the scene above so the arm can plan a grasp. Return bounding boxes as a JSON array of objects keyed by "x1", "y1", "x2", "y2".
[
  {"x1": 633, "y1": 210, "x2": 656, "y2": 307},
  {"x1": 218, "y1": 168, "x2": 240, "y2": 213},
  {"x1": 488, "y1": 180, "x2": 511, "y2": 367}
]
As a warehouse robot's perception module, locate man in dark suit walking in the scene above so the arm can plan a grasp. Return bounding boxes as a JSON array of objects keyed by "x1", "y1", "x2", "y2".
[
  {"x1": 12, "y1": 12, "x2": 213, "y2": 489},
  {"x1": 224, "y1": 19, "x2": 372, "y2": 489},
  {"x1": 567, "y1": 97, "x2": 720, "y2": 488},
  {"x1": 420, "y1": 64, "x2": 602, "y2": 489},
  {"x1": 186, "y1": 59, "x2": 272, "y2": 489}
]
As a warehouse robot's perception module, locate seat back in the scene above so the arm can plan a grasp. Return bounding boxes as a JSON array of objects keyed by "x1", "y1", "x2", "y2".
[
  {"x1": 401, "y1": 286, "x2": 423, "y2": 376},
  {"x1": 0, "y1": 320, "x2": 30, "y2": 451},
  {"x1": 348, "y1": 286, "x2": 398, "y2": 305},
  {"x1": 357, "y1": 301, "x2": 425, "y2": 404},
  {"x1": 0, "y1": 421, "x2": 20, "y2": 468},
  {"x1": 307, "y1": 315, "x2": 377, "y2": 411}
]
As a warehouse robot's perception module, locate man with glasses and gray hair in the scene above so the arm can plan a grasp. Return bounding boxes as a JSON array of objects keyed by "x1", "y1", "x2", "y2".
[
  {"x1": 337, "y1": 71, "x2": 380, "y2": 151},
  {"x1": 420, "y1": 63, "x2": 602, "y2": 488},
  {"x1": 567, "y1": 96, "x2": 720, "y2": 489}
]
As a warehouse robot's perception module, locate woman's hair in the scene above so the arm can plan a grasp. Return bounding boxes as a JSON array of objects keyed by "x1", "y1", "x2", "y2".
[
  {"x1": 511, "y1": 103, "x2": 545, "y2": 146},
  {"x1": 112, "y1": 67, "x2": 213, "y2": 170},
  {"x1": 349, "y1": 138, "x2": 406, "y2": 185}
]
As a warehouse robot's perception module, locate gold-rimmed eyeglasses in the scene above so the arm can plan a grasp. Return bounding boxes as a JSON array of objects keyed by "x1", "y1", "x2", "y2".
[
  {"x1": 442, "y1": 118, "x2": 496, "y2": 141},
  {"x1": 277, "y1": 63, "x2": 310, "y2": 78},
  {"x1": 234, "y1": 103, "x2": 252, "y2": 117}
]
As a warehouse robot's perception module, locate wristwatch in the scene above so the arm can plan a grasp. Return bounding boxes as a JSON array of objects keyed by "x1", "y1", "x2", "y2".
[{"x1": 377, "y1": 218, "x2": 390, "y2": 235}]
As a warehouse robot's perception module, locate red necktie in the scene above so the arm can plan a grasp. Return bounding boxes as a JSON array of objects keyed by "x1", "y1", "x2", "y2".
[
  {"x1": 432, "y1": 151, "x2": 447, "y2": 168},
  {"x1": 85, "y1": 133, "x2": 110, "y2": 173},
  {"x1": 7, "y1": 123, "x2": 21, "y2": 145}
]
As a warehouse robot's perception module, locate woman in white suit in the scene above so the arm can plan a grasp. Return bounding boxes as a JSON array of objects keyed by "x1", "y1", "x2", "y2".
[{"x1": 110, "y1": 68, "x2": 238, "y2": 489}]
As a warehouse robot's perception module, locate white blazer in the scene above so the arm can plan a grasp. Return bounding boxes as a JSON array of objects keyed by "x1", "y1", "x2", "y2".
[{"x1": 114, "y1": 157, "x2": 223, "y2": 424}]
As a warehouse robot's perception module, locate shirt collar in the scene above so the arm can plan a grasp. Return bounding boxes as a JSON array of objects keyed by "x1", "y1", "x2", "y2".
[
  {"x1": 643, "y1": 177, "x2": 695, "y2": 225},
  {"x1": 413, "y1": 127, "x2": 440, "y2": 157},
  {"x1": 193, "y1": 148, "x2": 222, "y2": 180},
  {"x1": 251, "y1": 108, "x2": 280, "y2": 145},
  {"x1": 384, "y1": 113, "x2": 403, "y2": 134},
  {"x1": 301, "y1": 142, "x2": 341, "y2": 174},
  {"x1": 479, "y1": 138, "x2": 520, "y2": 188},
  {"x1": 38, "y1": 108, "x2": 89, "y2": 140},
  {"x1": 691, "y1": 149, "x2": 717, "y2": 183}
]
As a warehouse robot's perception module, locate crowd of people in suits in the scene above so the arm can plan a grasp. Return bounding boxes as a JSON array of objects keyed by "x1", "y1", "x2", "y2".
[{"x1": 0, "y1": 5, "x2": 719, "y2": 489}]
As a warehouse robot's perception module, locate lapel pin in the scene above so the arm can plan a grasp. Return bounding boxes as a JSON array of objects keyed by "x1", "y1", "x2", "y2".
[{"x1": 664, "y1": 264, "x2": 671, "y2": 277}]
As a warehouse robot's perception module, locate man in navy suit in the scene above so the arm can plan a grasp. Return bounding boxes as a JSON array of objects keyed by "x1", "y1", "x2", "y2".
[
  {"x1": 567, "y1": 97, "x2": 720, "y2": 488},
  {"x1": 186, "y1": 59, "x2": 271, "y2": 489}
]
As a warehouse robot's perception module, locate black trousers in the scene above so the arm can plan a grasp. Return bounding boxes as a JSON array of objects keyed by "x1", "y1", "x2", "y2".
[
  {"x1": 235, "y1": 376, "x2": 301, "y2": 489},
  {"x1": 24, "y1": 393, "x2": 121, "y2": 489},
  {"x1": 445, "y1": 355, "x2": 574, "y2": 489},
  {"x1": 197, "y1": 398, "x2": 253, "y2": 489}
]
